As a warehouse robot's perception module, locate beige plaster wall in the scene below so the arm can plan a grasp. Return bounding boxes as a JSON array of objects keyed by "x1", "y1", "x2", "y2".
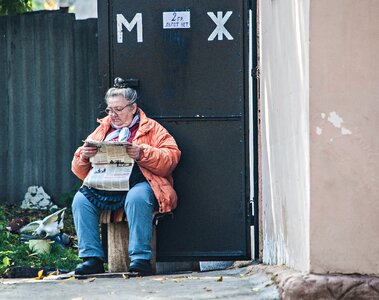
[
  {"x1": 259, "y1": 0, "x2": 310, "y2": 271},
  {"x1": 310, "y1": 0, "x2": 379, "y2": 274}
]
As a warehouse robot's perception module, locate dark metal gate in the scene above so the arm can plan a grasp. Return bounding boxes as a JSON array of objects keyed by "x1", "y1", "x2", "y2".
[{"x1": 98, "y1": 0, "x2": 252, "y2": 261}]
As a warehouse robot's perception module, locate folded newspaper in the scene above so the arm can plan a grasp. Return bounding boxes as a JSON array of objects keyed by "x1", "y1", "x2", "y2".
[
  {"x1": 84, "y1": 139, "x2": 133, "y2": 147},
  {"x1": 83, "y1": 140, "x2": 134, "y2": 191}
]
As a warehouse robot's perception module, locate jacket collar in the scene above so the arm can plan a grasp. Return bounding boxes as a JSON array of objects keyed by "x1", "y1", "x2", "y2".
[{"x1": 137, "y1": 108, "x2": 152, "y2": 134}]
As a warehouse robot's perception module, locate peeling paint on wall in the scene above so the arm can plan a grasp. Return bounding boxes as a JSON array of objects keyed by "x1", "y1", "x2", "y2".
[
  {"x1": 321, "y1": 113, "x2": 326, "y2": 119},
  {"x1": 325, "y1": 111, "x2": 353, "y2": 136},
  {"x1": 327, "y1": 111, "x2": 343, "y2": 128},
  {"x1": 263, "y1": 230, "x2": 289, "y2": 266},
  {"x1": 341, "y1": 127, "x2": 352, "y2": 135},
  {"x1": 316, "y1": 127, "x2": 322, "y2": 135}
]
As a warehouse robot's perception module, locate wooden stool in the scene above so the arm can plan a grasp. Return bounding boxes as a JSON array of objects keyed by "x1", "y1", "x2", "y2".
[{"x1": 100, "y1": 209, "x2": 173, "y2": 273}]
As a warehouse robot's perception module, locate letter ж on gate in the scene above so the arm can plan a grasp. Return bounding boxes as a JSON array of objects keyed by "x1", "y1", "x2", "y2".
[
  {"x1": 117, "y1": 13, "x2": 143, "y2": 43},
  {"x1": 207, "y1": 11, "x2": 234, "y2": 41}
]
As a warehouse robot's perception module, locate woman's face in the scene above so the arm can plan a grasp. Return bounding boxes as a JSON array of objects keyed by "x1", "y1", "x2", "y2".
[{"x1": 106, "y1": 95, "x2": 137, "y2": 128}]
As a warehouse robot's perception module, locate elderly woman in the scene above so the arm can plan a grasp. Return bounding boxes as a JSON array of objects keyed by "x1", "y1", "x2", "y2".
[{"x1": 71, "y1": 78, "x2": 181, "y2": 275}]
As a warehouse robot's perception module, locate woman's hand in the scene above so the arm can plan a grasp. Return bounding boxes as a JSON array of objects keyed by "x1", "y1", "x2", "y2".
[
  {"x1": 80, "y1": 143, "x2": 98, "y2": 160},
  {"x1": 126, "y1": 144, "x2": 142, "y2": 160}
]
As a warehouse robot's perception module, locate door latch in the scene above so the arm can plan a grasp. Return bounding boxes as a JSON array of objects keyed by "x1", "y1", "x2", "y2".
[{"x1": 126, "y1": 78, "x2": 139, "y2": 88}]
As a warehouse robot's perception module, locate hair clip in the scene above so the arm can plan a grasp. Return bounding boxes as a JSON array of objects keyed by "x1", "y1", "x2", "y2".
[{"x1": 113, "y1": 77, "x2": 128, "y2": 88}]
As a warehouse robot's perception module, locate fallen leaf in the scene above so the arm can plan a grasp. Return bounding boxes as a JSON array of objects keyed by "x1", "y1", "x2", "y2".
[
  {"x1": 171, "y1": 276, "x2": 189, "y2": 282},
  {"x1": 84, "y1": 277, "x2": 96, "y2": 283},
  {"x1": 67, "y1": 277, "x2": 76, "y2": 280},
  {"x1": 35, "y1": 269, "x2": 44, "y2": 280},
  {"x1": 47, "y1": 269, "x2": 60, "y2": 277},
  {"x1": 153, "y1": 277, "x2": 166, "y2": 281},
  {"x1": 252, "y1": 287, "x2": 261, "y2": 292},
  {"x1": 169, "y1": 275, "x2": 199, "y2": 282},
  {"x1": 122, "y1": 274, "x2": 129, "y2": 280},
  {"x1": 216, "y1": 276, "x2": 223, "y2": 282}
]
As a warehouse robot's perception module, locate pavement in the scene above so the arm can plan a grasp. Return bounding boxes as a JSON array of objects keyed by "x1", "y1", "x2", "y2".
[
  {"x1": 7, "y1": 261, "x2": 378, "y2": 299},
  {"x1": 0, "y1": 262, "x2": 280, "y2": 300}
]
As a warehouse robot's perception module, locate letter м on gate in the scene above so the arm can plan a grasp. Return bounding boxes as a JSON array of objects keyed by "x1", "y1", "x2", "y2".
[{"x1": 117, "y1": 13, "x2": 143, "y2": 43}]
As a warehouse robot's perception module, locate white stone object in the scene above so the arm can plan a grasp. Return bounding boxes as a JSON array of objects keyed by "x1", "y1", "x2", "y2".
[{"x1": 20, "y1": 186, "x2": 55, "y2": 210}]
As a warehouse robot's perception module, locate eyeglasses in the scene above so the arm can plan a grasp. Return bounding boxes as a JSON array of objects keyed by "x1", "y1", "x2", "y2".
[{"x1": 104, "y1": 103, "x2": 132, "y2": 115}]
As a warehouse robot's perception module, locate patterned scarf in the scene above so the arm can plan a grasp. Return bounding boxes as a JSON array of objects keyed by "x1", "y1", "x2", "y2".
[{"x1": 104, "y1": 114, "x2": 140, "y2": 142}]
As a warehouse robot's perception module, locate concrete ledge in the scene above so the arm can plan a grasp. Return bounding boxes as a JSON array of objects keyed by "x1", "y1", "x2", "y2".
[
  {"x1": 235, "y1": 263, "x2": 379, "y2": 299},
  {"x1": 280, "y1": 273, "x2": 379, "y2": 300}
]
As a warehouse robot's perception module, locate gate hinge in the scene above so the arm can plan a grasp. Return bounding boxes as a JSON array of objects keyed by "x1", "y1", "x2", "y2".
[
  {"x1": 249, "y1": 202, "x2": 255, "y2": 226},
  {"x1": 251, "y1": 65, "x2": 260, "y2": 79}
]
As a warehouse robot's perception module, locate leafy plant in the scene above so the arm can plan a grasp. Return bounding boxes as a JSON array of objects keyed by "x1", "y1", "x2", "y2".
[
  {"x1": 0, "y1": 251, "x2": 12, "y2": 274},
  {"x1": 0, "y1": 0, "x2": 32, "y2": 16},
  {"x1": 0, "y1": 204, "x2": 81, "y2": 277}
]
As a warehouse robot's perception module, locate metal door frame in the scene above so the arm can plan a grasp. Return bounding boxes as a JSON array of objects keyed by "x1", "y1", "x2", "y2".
[{"x1": 248, "y1": 0, "x2": 259, "y2": 261}]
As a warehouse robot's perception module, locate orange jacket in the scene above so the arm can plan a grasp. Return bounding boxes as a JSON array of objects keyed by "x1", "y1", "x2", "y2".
[{"x1": 71, "y1": 109, "x2": 181, "y2": 213}]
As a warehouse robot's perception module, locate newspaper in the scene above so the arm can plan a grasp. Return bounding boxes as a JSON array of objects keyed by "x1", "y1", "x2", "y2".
[{"x1": 83, "y1": 140, "x2": 134, "y2": 191}]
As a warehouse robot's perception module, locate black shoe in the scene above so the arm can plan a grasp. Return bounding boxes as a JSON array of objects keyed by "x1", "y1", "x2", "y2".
[
  {"x1": 75, "y1": 257, "x2": 105, "y2": 275},
  {"x1": 128, "y1": 259, "x2": 153, "y2": 275}
]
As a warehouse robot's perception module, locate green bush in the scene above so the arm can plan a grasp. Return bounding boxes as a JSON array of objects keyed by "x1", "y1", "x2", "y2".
[{"x1": 0, "y1": 0, "x2": 32, "y2": 16}]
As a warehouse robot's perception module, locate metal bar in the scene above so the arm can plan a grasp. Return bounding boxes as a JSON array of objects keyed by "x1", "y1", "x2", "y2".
[
  {"x1": 151, "y1": 115, "x2": 242, "y2": 121},
  {"x1": 249, "y1": 202, "x2": 255, "y2": 225},
  {"x1": 243, "y1": 0, "x2": 252, "y2": 261},
  {"x1": 157, "y1": 251, "x2": 249, "y2": 262},
  {"x1": 250, "y1": 0, "x2": 260, "y2": 261}
]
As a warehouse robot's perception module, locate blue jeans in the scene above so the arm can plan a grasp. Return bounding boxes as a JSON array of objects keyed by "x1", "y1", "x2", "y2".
[{"x1": 72, "y1": 181, "x2": 157, "y2": 262}]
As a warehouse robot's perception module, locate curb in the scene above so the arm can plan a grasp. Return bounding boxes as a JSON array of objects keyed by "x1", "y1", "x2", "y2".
[{"x1": 239, "y1": 263, "x2": 379, "y2": 299}]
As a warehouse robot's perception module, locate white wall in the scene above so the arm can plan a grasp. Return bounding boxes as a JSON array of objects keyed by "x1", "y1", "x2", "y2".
[
  {"x1": 310, "y1": 0, "x2": 379, "y2": 275},
  {"x1": 259, "y1": 0, "x2": 310, "y2": 271}
]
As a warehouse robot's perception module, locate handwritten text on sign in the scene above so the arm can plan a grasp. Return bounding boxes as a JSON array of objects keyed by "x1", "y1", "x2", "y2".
[{"x1": 163, "y1": 11, "x2": 190, "y2": 29}]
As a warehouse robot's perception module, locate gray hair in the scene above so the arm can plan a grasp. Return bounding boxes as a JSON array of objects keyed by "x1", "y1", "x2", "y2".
[{"x1": 105, "y1": 87, "x2": 138, "y2": 104}]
